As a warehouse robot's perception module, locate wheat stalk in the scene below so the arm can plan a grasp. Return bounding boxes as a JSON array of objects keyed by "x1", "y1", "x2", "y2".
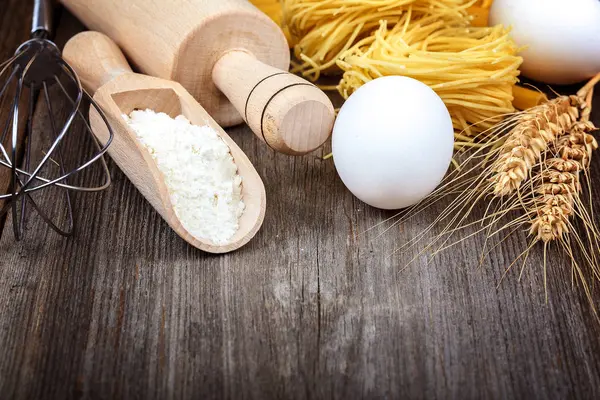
[
  {"x1": 376, "y1": 93, "x2": 594, "y2": 255},
  {"x1": 377, "y1": 73, "x2": 600, "y2": 318}
]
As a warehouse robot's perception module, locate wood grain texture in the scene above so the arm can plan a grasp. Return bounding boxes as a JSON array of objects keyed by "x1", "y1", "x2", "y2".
[{"x1": 1, "y1": 8, "x2": 600, "y2": 400}]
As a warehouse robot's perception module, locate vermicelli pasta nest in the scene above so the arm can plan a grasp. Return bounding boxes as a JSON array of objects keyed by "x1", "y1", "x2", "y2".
[{"x1": 282, "y1": 0, "x2": 523, "y2": 144}]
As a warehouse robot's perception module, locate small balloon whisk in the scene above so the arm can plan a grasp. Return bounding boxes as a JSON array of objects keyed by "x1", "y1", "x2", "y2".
[{"x1": 0, "y1": 0, "x2": 113, "y2": 240}]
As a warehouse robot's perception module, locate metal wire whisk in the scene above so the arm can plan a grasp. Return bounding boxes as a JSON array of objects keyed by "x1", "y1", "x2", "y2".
[{"x1": 0, "y1": 0, "x2": 114, "y2": 240}]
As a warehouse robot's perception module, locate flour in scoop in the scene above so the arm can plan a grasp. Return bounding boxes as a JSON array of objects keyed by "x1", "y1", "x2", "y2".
[{"x1": 123, "y1": 109, "x2": 245, "y2": 245}]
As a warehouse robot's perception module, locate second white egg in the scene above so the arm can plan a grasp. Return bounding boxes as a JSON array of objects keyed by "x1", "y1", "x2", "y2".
[
  {"x1": 332, "y1": 76, "x2": 454, "y2": 210},
  {"x1": 489, "y1": 0, "x2": 600, "y2": 84}
]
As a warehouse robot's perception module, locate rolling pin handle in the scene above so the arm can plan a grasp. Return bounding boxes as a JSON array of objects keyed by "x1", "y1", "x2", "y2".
[
  {"x1": 63, "y1": 31, "x2": 134, "y2": 95},
  {"x1": 212, "y1": 50, "x2": 335, "y2": 156}
]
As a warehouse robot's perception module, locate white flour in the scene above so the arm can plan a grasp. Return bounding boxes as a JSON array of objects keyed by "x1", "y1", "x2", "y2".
[{"x1": 123, "y1": 109, "x2": 245, "y2": 245}]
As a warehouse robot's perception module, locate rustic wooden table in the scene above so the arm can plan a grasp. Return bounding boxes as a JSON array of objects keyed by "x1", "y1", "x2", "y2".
[{"x1": 1, "y1": 3, "x2": 600, "y2": 399}]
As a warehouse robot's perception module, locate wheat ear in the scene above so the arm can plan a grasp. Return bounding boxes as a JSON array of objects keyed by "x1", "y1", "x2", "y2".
[
  {"x1": 491, "y1": 95, "x2": 584, "y2": 196},
  {"x1": 529, "y1": 120, "x2": 598, "y2": 242}
]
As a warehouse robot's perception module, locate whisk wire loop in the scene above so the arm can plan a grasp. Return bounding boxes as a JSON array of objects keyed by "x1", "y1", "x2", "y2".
[
  {"x1": 0, "y1": 27, "x2": 115, "y2": 239},
  {"x1": 9, "y1": 74, "x2": 24, "y2": 239}
]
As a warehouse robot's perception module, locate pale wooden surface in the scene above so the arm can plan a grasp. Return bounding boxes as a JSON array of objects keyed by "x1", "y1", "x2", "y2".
[
  {"x1": 63, "y1": 31, "x2": 133, "y2": 94},
  {"x1": 1, "y1": 6, "x2": 600, "y2": 400},
  {"x1": 59, "y1": 0, "x2": 288, "y2": 126},
  {"x1": 59, "y1": 0, "x2": 335, "y2": 155},
  {"x1": 212, "y1": 50, "x2": 334, "y2": 155},
  {"x1": 63, "y1": 31, "x2": 266, "y2": 253},
  {"x1": 61, "y1": 0, "x2": 333, "y2": 155}
]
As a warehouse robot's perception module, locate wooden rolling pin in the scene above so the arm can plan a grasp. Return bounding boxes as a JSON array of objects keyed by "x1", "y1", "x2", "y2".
[
  {"x1": 60, "y1": 0, "x2": 335, "y2": 155},
  {"x1": 63, "y1": 31, "x2": 266, "y2": 253}
]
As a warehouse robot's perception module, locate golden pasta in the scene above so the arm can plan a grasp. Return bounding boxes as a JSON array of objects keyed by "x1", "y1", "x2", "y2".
[{"x1": 282, "y1": 0, "x2": 523, "y2": 143}]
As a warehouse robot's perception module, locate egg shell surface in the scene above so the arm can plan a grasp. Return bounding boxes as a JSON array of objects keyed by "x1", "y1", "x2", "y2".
[
  {"x1": 490, "y1": 0, "x2": 600, "y2": 84},
  {"x1": 332, "y1": 76, "x2": 454, "y2": 210}
]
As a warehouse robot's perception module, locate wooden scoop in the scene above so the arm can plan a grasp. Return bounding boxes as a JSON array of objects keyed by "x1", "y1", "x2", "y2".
[
  {"x1": 61, "y1": 0, "x2": 335, "y2": 156},
  {"x1": 63, "y1": 31, "x2": 266, "y2": 254}
]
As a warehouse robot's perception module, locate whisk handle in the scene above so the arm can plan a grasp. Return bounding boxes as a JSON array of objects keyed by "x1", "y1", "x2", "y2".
[
  {"x1": 32, "y1": 0, "x2": 52, "y2": 38},
  {"x1": 63, "y1": 31, "x2": 134, "y2": 95}
]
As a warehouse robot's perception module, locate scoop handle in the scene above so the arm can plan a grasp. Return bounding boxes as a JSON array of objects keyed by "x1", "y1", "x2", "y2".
[
  {"x1": 63, "y1": 31, "x2": 134, "y2": 95},
  {"x1": 212, "y1": 50, "x2": 334, "y2": 155}
]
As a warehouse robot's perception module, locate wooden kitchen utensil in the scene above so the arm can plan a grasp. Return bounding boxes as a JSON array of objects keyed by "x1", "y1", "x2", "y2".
[
  {"x1": 60, "y1": 0, "x2": 335, "y2": 156},
  {"x1": 63, "y1": 31, "x2": 266, "y2": 253}
]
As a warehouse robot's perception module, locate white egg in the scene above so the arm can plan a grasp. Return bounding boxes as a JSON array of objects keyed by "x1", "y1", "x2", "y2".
[
  {"x1": 332, "y1": 76, "x2": 454, "y2": 210},
  {"x1": 490, "y1": 0, "x2": 600, "y2": 84}
]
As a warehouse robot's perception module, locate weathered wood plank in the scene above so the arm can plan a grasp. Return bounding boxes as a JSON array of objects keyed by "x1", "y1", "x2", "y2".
[
  {"x1": 1, "y1": 8, "x2": 600, "y2": 400},
  {"x1": 0, "y1": 0, "x2": 35, "y2": 237}
]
